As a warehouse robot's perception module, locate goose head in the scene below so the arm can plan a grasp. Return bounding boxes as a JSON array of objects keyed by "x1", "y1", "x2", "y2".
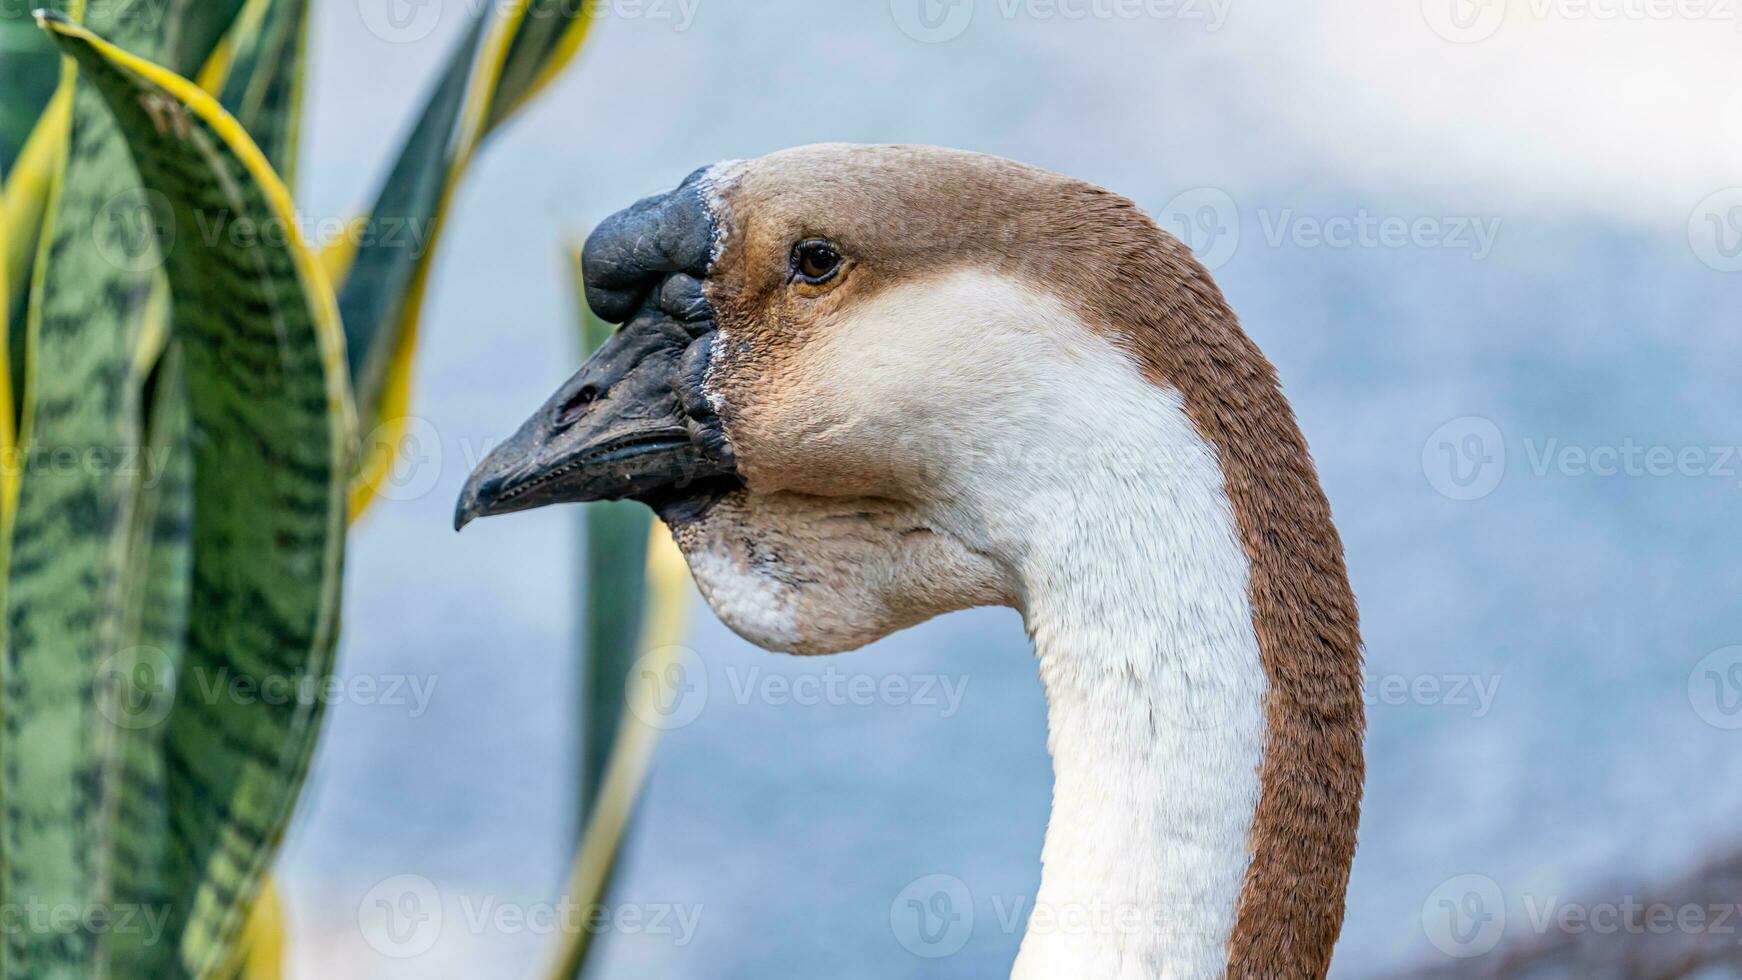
[
  {"x1": 457, "y1": 143, "x2": 1108, "y2": 652},
  {"x1": 456, "y1": 143, "x2": 1364, "y2": 978}
]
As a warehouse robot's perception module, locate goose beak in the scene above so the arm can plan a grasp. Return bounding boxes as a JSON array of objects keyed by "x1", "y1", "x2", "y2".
[
  {"x1": 456, "y1": 165, "x2": 732, "y2": 530},
  {"x1": 453, "y1": 310, "x2": 735, "y2": 530}
]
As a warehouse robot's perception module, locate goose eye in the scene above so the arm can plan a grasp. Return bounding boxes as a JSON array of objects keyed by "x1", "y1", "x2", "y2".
[{"x1": 792, "y1": 240, "x2": 843, "y2": 283}]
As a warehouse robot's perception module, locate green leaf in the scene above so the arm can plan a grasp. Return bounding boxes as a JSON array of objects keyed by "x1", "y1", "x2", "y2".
[
  {"x1": 159, "y1": 0, "x2": 249, "y2": 80},
  {"x1": 337, "y1": 15, "x2": 485, "y2": 424},
  {"x1": 2, "y1": 1, "x2": 174, "y2": 975},
  {"x1": 133, "y1": 0, "x2": 313, "y2": 383},
  {"x1": 0, "y1": 7, "x2": 62, "y2": 173},
  {"x1": 37, "y1": 13, "x2": 351, "y2": 978},
  {"x1": 215, "y1": 0, "x2": 308, "y2": 186},
  {"x1": 104, "y1": 348, "x2": 192, "y2": 979},
  {"x1": 488, "y1": 0, "x2": 598, "y2": 131},
  {"x1": 571, "y1": 247, "x2": 652, "y2": 827},
  {"x1": 343, "y1": 0, "x2": 598, "y2": 522}
]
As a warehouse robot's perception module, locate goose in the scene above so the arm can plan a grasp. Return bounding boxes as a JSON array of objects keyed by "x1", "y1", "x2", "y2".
[{"x1": 455, "y1": 143, "x2": 1364, "y2": 979}]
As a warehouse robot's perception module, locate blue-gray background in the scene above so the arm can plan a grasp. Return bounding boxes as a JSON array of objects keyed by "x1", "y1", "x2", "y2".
[{"x1": 279, "y1": 1, "x2": 1742, "y2": 976}]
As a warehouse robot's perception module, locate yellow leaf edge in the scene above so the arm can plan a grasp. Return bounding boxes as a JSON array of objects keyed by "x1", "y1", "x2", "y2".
[
  {"x1": 542, "y1": 526, "x2": 692, "y2": 979},
  {"x1": 347, "y1": 1, "x2": 524, "y2": 522},
  {"x1": 35, "y1": 15, "x2": 356, "y2": 977}
]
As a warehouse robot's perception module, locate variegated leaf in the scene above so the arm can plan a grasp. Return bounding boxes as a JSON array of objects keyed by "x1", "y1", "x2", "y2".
[{"x1": 38, "y1": 14, "x2": 351, "y2": 977}]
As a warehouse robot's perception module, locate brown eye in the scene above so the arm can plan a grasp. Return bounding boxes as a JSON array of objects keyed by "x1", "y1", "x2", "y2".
[{"x1": 792, "y1": 240, "x2": 842, "y2": 283}]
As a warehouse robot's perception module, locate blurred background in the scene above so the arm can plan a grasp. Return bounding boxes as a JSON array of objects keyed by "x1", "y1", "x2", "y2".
[{"x1": 276, "y1": 0, "x2": 1741, "y2": 976}]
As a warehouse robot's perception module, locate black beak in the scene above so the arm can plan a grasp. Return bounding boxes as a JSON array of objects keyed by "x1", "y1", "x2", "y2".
[{"x1": 454, "y1": 168, "x2": 737, "y2": 530}]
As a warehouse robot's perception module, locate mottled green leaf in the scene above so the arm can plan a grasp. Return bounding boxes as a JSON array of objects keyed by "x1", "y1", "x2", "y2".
[
  {"x1": 3, "y1": 1, "x2": 171, "y2": 975},
  {"x1": 104, "y1": 347, "x2": 191, "y2": 979},
  {"x1": 571, "y1": 247, "x2": 651, "y2": 828},
  {"x1": 38, "y1": 14, "x2": 351, "y2": 978},
  {"x1": 159, "y1": 0, "x2": 249, "y2": 80},
  {"x1": 337, "y1": 15, "x2": 484, "y2": 420},
  {"x1": 489, "y1": 0, "x2": 597, "y2": 131},
  {"x1": 215, "y1": 0, "x2": 307, "y2": 186},
  {"x1": 133, "y1": 0, "x2": 313, "y2": 384},
  {"x1": 344, "y1": 0, "x2": 598, "y2": 521},
  {"x1": 0, "y1": 7, "x2": 61, "y2": 173}
]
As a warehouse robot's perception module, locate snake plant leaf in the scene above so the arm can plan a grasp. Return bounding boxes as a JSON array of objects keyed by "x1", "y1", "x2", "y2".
[
  {"x1": 0, "y1": 166, "x2": 9, "y2": 458},
  {"x1": 2, "y1": 1, "x2": 173, "y2": 975},
  {"x1": 0, "y1": 5, "x2": 62, "y2": 173},
  {"x1": 488, "y1": 0, "x2": 598, "y2": 131},
  {"x1": 214, "y1": 0, "x2": 307, "y2": 186},
  {"x1": 345, "y1": 0, "x2": 598, "y2": 521},
  {"x1": 338, "y1": 16, "x2": 483, "y2": 520},
  {"x1": 38, "y1": 14, "x2": 352, "y2": 977},
  {"x1": 338, "y1": 13, "x2": 483, "y2": 417},
  {"x1": 1, "y1": 85, "x2": 71, "y2": 464},
  {"x1": 549, "y1": 527, "x2": 693, "y2": 980},
  {"x1": 105, "y1": 348, "x2": 192, "y2": 979},
  {"x1": 568, "y1": 245, "x2": 653, "y2": 826},
  {"x1": 4, "y1": 0, "x2": 242, "y2": 503},
  {"x1": 131, "y1": 0, "x2": 312, "y2": 389},
  {"x1": 159, "y1": 0, "x2": 249, "y2": 81}
]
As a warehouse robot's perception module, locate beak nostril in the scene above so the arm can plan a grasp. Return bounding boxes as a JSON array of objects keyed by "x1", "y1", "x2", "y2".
[{"x1": 555, "y1": 385, "x2": 600, "y2": 427}]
